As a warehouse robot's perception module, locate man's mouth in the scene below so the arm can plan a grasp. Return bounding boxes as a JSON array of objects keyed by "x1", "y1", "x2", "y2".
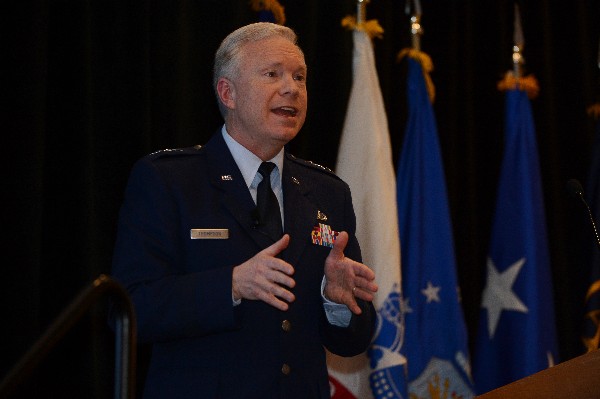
[{"x1": 272, "y1": 106, "x2": 298, "y2": 117}]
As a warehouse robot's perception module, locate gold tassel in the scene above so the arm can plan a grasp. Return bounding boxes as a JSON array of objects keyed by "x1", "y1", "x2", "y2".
[
  {"x1": 397, "y1": 48, "x2": 436, "y2": 103},
  {"x1": 497, "y1": 71, "x2": 540, "y2": 99},
  {"x1": 250, "y1": 0, "x2": 286, "y2": 26},
  {"x1": 341, "y1": 15, "x2": 384, "y2": 40},
  {"x1": 587, "y1": 103, "x2": 600, "y2": 120}
]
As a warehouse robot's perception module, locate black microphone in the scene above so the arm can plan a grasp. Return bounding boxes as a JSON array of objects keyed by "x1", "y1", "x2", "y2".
[{"x1": 566, "y1": 178, "x2": 600, "y2": 250}]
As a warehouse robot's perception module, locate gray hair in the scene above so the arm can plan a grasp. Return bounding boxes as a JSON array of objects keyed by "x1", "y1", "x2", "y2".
[{"x1": 213, "y1": 22, "x2": 301, "y2": 118}]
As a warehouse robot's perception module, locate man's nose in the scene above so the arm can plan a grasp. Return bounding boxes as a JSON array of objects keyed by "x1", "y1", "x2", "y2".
[{"x1": 279, "y1": 74, "x2": 300, "y2": 96}]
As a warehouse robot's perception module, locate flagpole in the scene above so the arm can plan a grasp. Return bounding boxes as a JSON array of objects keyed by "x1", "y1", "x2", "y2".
[
  {"x1": 596, "y1": 37, "x2": 600, "y2": 104},
  {"x1": 356, "y1": 0, "x2": 367, "y2": 25},
  {"x1": 596, "y1": 37, "x2": 600, "y2": 71},
  {"x1": 512, "y1": 4, "x2": 525, "y2": 79},
  {"x1": 409, "y1": 0, "x2": 422, "y2": 51}
]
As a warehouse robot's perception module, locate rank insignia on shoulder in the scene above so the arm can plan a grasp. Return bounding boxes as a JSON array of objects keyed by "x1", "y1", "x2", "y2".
[
  {"x1": 311, "y1": 223, "x2": 339, "y2": 248},
  {"x1": 221, "y1": 175, "x2": 233, "y2": 181}
]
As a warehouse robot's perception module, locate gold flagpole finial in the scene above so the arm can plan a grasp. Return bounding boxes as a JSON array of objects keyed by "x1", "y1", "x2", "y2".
[
  {"x1": 498, "y1": 3, "x2": 539, "y2": 98},
  {"x1": 397, "y1": 0, "x2": 435, "y2": 103},
  {"x1": 341, "y1": 0, "x2": 383, "y2": 39},
  {"x1": 249, "y1": 0, "x2": 286, "y2": 25}
]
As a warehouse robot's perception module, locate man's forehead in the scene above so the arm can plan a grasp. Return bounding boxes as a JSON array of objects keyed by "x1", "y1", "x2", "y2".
[{"x1": 242, "y1": 37, "x2": 304, "y2": 60}]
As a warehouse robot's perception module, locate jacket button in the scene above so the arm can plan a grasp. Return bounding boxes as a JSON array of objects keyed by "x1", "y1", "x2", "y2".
[
  {"x1": 281, "y1": 363, "x2": 291, "y2": 375},
  {"x1": 281, "y1": 319, "x2": 292, "y2": 332}
]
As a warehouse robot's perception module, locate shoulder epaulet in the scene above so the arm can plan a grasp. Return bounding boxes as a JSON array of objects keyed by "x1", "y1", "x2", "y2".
[
  {"x1": 147, "y1": 145, "x2": 204, "y2": 158},
  {"x1": 287, "y1": 153, "x2": 341, "y2": 180}
]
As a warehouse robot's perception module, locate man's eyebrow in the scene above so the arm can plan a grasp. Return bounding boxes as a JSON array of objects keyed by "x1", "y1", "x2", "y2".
[{"x1": 262, "y1": 62, "x2": 307, "y2": 71}]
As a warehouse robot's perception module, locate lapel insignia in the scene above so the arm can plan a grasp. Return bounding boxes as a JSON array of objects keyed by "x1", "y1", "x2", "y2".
[
  {"x1": 291, "y1": 176, "x2": 300, "y2": 185},
  {"x1": 317, "y1": 210, "x2": 328, "y2": 221},
  {"x1": 221, "y1": 175, "x2": 233, "y2": 181},
  {"x1": 311, "y1": 223, "x2": 339, "y2": 248}
]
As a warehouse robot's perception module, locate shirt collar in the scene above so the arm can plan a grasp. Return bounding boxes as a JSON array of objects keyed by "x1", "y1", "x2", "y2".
[{"x1": 221, "y1": 125, "x2": 284, "y2": 189}]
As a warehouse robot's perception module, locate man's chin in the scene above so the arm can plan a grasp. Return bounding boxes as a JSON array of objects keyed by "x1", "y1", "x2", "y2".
[{"x1": 274, "y1": 125, "x2": 302, "y2": 142}]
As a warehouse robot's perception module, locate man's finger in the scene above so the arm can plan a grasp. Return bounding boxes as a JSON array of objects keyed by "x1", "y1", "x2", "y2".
[
  {"x1": 352, "y1": 277, "x2": 378, "y2": 297},
  {"x1": 257, "y1": 281, "x2": 295, "y2": 309},
  {"x1": 353, "y1": 263, "x2": 376, "y2": 281},
  {"x1": 352, "y1": 286, "x2": 376, "y2": 302},
  {"x1": 262, "y1": 234, "x2": 290, "y2": 257},
  {"x1": 260, "y1": 291, "x2": 290, "y2": 311},
  {"x1": 268, "y1": 268, "x2": 296, "y2": 288},
  {"x1": 331, "y1": 231, "x2": 349, "y2": 257},
  {"x1": 346, "y1": 299, "x2": 362, "y2": 315}
]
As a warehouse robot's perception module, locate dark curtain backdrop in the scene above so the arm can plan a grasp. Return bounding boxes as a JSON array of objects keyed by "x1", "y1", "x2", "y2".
[{"x1": 4, "y1": 1, "x2": 600, "y2": 397}]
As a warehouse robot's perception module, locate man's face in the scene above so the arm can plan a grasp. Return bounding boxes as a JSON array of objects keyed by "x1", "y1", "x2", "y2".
[{"x1": 222, "y1": 36, "x2": 308, "y2": 159}]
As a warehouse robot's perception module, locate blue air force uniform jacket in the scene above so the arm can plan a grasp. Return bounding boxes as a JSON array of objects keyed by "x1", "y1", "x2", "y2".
[{"x1": 111, "y1": 131, "x2": 376, "y2": 399}]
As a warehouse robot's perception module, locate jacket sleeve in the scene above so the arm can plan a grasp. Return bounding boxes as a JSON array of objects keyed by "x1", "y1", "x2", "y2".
[{"x1": 319, "y1": 180, "x2": 377, "y2": 356}]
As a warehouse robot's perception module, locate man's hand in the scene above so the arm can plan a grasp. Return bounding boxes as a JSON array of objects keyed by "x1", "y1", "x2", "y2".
[
  {"x1": 324, "y1": 231, "x2": 378, "y2": 315},
  {"x1": 232, "y1": 234, "x2": 296, "y2": 311}
]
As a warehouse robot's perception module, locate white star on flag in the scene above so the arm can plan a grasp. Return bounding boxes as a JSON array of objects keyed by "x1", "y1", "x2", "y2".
[
  {"x1": 401, "y1": 296, "x2": 413, "y2": 314},
  {"x1": 421, "y1": 281, "x2": 441, "y2": 303},
  {"x1": 481, "y1": 257, "x2": 529, "y2": 338}
]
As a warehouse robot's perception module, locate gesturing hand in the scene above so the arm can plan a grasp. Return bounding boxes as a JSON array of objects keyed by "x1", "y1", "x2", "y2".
[
  {"x1": 324, "y1": 231, "x2": 378, "y2": 315},
  {"x1": 232, "y1": 234, "x2": 296, "y2": 311}
]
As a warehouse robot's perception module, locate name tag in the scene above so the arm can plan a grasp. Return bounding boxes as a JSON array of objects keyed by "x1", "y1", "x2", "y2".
[{"x1": 190, "y1": 229, "x2": 229, "y2": 239}]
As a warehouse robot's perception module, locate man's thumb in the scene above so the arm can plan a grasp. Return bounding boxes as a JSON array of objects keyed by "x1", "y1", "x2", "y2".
[
  {"x1": 331, "y1": 231, "x2": 349, "y2": 256},
  {"x1": 262, "y1": 234, "x2": 290, "y2": 256}
]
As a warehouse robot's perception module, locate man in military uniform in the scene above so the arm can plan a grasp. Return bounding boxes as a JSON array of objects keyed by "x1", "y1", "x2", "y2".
[{"x1": 111, "y1": 22, "x2": 378, "y2": 399}]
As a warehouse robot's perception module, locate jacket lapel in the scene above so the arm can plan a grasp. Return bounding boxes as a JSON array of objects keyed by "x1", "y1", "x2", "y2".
[
  {"x1": 282, "y1": 155, "x2": 319, "y2": 266},
  {"x1": 204, "y1": 132, "x2": 274, "y2": 249}
]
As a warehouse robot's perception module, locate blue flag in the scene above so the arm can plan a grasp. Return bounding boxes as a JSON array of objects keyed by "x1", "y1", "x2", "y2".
[
  {"x1": 583, "y1": 116, "x2": 600, "y2": 352},
  {"x1": 397, "y1": 57, "x2": 474, "y2": 399},
  {"x1": 473, "y1": 88, "x2": 559, "y2": 394}
]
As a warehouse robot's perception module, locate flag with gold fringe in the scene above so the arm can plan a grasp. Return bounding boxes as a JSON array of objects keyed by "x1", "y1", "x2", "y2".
[
  {"x1": 327, "y1": 7, "x2": 406, "y2": 399},
  {"x1": 396, "y1": 38, "x2": 475, "y2": 399},
  {"x1": 250, "y1": 0, "x2": 285, "y2": 25},
  {"x1": 473, "y1": 75, "x2": 559, "y2": 395},
  {"x1": 473, "y1": 7, "x2": 559, "y2": 392}
]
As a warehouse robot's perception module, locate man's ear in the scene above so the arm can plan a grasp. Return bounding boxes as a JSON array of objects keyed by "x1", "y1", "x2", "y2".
[{"x1": 216, "y1": 77, "x2": 235, "y2": 110}]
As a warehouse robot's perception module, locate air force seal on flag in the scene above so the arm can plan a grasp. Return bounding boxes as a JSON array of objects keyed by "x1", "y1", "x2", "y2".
[
  {"x1": 368, "y1": 283, "x2": 408, "y2": 399},
  {"x1": 409, "y1": 357, "x2": 473, "y2": 399}
]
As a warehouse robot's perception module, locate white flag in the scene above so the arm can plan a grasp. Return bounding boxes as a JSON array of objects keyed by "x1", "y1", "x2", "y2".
[{"x1": 327, "y1": 29, "x2": 404, "y2": 399}]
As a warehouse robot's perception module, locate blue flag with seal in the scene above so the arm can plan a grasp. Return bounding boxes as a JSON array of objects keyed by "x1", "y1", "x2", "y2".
[
  {"x1": 473, "y1": 87, "x2": 559, "y2": 394},
  {"x1": 396, "y1": 56, "x2": 474, "y2": 399}
]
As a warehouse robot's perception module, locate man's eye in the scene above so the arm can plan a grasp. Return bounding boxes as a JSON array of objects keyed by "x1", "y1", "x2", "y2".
[
  {"x1": 265, "y1": 71, "x2": 277, "y2": 77},
  {"x1": 294, "y1": 74, "x2": 306, "y2": 82}
]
